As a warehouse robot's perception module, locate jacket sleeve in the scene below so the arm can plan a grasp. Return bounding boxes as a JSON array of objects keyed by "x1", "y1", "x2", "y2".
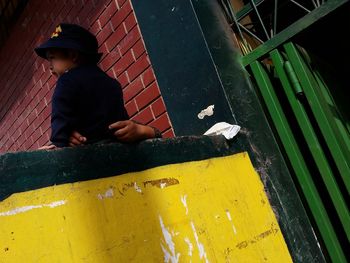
[
  {"x1": 115, "y1": 79, "x2": 129, "y2": 120},
  {"x1": 50, "y1": 75, "x2": 78, "y2": 147}
]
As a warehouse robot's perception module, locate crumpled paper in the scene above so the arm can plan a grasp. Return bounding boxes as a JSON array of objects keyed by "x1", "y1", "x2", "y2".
[
  {"x1": 204, "y1": 122, "x2": 241, "y2": 140},
  {"x1": 197, "y1": 105, "x2": 215, "y2": 119}
]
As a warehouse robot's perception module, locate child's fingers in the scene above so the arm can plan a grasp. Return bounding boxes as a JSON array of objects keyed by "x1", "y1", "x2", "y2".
[
  {"x1": 109, "y1": 121, "x2": 128, "y2": 130},
  {"x1": 113, "y1": 126, "x2": 129, "y2": 137},
  {"x1": 71, "y1": 131, "x2": 86, "y2": 142},
  {"x1": 69, "y1": 136, "x2": 82, "y2": 145}
]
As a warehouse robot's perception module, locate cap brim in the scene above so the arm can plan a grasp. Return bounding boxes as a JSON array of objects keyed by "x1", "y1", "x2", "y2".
[{"x1": 34, "y1": 38, "x2": 102, "y2": 62}]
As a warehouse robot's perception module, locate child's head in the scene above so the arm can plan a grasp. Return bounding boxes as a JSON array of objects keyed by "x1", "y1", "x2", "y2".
[
  {"x1": 45, "y1": 48, "x2": 77, "y2": 77},
  {"x1": 45, "y1": 48, "x2": 97, "y2": 77},
  {"x1": 35, "y1": 23, "x2": 102, "y2": 77}
]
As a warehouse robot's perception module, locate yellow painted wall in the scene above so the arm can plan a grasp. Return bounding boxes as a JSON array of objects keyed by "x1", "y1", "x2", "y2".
[{"x1": 0, "y1": 153, "x2": 292, "y2": 262}]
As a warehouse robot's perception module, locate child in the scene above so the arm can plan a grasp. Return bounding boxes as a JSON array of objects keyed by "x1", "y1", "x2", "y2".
[{"x1": 35, "y1": 23, "x2": 160, "y2": 148}]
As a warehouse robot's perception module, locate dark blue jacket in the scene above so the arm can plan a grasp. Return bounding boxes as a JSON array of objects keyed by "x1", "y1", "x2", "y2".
[{"x1": 51, "y1": 64, "x2": 129, "y2": 147}]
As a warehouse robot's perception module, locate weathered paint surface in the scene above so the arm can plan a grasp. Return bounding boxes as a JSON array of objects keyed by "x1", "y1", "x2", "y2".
[{"x1": 0, "y1": 153, "x2": 292, "y2": 262}]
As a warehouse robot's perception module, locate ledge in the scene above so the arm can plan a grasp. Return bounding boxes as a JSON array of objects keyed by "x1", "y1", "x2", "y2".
[{"x1": 0, "y1": 135, "x2": 240, "y2": 201}]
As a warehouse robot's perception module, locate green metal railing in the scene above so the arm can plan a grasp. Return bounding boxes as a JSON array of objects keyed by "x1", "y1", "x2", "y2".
[
  {"x1": 249, "y1": 42, "x2": 349, "y2": 263},
  {"x1": 219, "y1": 0, "x2": 327, "y2": 55}
]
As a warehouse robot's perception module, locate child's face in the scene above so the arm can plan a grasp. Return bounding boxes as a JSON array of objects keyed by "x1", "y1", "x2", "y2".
[{"x1": 46, "y1": 49, "x2": 77, "y2": 78}]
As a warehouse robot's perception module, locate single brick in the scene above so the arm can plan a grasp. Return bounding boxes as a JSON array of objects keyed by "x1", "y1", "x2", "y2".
[
  {"x1": 132, "y1": 106, "x2": 154, "y2": 124},
  {"x1": 162, "y1": 129, "x2": 175, "y2": 138},
  {"x1": 131, "y1": 39, "x2": 146, "y2": 59},
  {"x1": 151, "y1": 97, "x2": 166, "y2": 117},
  {"x1": 110, "y1": 1, "x2": 132, "y2": 30},
  {"x1": 117, "y1": 71, "x2": 129, "y2": 88},
  {"x1": 124, "y1": 12, "x2": 137, "y2": 32},
  {"x1": 127, "y1": 54, "x2": 150, "y2": 81},
  {"x1": 123, "y1": 76, "x2": 144, "y2": 103},
  {"x1": 150, "y1": 113, "x2": 171, "y2": 133},
  {"x1": 98, "y1": 1, "x2": 118, "y2": 28},
  {"x1": 112, "y1": 51, "x2": 134, "y2": 76},
  {"x1": 125, "y1": 99, "x2": 138, "y2": 117},
  {"x1": 134, "y1": 82, "x2": 160, "y2": 110},
  {"x1": 118, "y1": 26, "x2": 140, "y2": 55}
]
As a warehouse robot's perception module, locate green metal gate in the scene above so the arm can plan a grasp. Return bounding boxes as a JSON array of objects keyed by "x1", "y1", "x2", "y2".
[
  {"x1": 218, "y1": 0, "x2": 349, "y2": 261},
  {"x1": 249, "y1": 42, "x2": 349, "y2": 262}
]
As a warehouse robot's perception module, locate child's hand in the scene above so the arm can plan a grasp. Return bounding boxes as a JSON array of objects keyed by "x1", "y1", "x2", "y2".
[
  {"x1": 69, "y1": 131, "x2": 87, "y2": 147},
  {"x1": 109, "y1": 120, "x2": 155, "y2": 142}
]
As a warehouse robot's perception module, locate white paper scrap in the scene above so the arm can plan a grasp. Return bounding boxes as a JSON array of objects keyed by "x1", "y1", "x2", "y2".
[
  {"x1": 197, "y1": 105, "x2": 215, "y2": 119},
  {"x1": 204, "y1": 122, "x2": 240, "y2": 140}
]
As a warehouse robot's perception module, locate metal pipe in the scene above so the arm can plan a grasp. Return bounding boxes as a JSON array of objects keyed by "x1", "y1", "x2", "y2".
[
  {"x1": 225, "y1": 0, "x2": 246, "y2": 42},
  {"x1": 273, "y1": 0, "x2": 278, "y2": 36},
  {"x1": 250, "y1": 0, "x2": 270, "y2": 40},
  {"x1": 289, "y1": 0, "x2": 311, "y2": 13},
  {"x1": 239, "y1": 23, "x2": 265, "y2": 43},
  {"x1": 311, "y1": 0, "x2": 318, "y2": 8},
  {"x1": 237, "y1": 0, "x2": 266, "y2": 22}
]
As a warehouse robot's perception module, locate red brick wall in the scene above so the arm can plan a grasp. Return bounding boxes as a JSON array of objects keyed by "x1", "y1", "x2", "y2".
[{"x1": 0, "y1": 0, "x2": 174, "y2": 153}]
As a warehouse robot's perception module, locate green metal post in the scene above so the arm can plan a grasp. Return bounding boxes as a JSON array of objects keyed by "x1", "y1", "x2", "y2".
[{"x1": 312, "y1": 70, "x2": 350, "y2": 153}]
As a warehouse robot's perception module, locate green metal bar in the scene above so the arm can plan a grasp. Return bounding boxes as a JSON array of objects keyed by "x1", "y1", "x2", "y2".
[
  {"x1": 284, "y1": 42, "x2": 350, "y2": 197},
  {"x1": 242, "y1": 0, "x2": 349, "y2": 66},
  {"x1": 270, "y1": 50, "x2": 347, "y2": 262},
  {"x1": 284, "y1": 43, "x2": 350, "y2": 241},
  {"x1": 250, "y1": 60, "x2": 346, "y2": 262},
  {"x1": 289, "y1": 0, "x2": 311, "y2": 13},
  {"x1": 313, "y1": 70, "x2": 350, "y2": 153},
  {"x1": 236, "y1": 0, "x2": 265, "y2": 21}
]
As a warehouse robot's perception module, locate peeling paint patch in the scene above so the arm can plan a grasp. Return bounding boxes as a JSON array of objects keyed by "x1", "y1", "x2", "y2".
[
  {"x1": 171, "y1": 230, "x2": 180, "y2": 236},
  {"x1": 190, "y1": 221, "x2": 209, "y2": 262},
  {"x1": 225, "y1": 210, "x2": 237, "y2": 235},
  {"x1": 159, "y1": 215, "x2": 180, "y2": 263},
  {"x1": 184, "y1": 237, "x2": 193, "y2": 257},
  {"x1": 97, "y1": 188, "x2": 114, "y2": 200},
  {"x1": 134, "y1": 182, "x2": 142, "y2": 193},
  {"x1": 180, "y1": 195, "x2": 188, "y2": 215},
  {"x1": 118, "y1": 182, "x2": 138, "y2": 194},
  {"x1": 143, "y1": 178, "x2": 179, "y2": 189},
  {"x1": 197, "y1": 105, "x2": 214, "y2": 119},
  {"x1": 0, "y1": 200, "x2": 66, "y2": 216}
]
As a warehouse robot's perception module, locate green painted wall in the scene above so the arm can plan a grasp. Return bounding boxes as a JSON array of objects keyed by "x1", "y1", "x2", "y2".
[{"x1": 131, "y1": 0, "x2": 236, "y2": 136}]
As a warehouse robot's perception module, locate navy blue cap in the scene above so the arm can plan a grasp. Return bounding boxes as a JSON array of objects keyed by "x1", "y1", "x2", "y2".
[{"x1": 34, "y1": 23, "x2": 102, "y2": 62}]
